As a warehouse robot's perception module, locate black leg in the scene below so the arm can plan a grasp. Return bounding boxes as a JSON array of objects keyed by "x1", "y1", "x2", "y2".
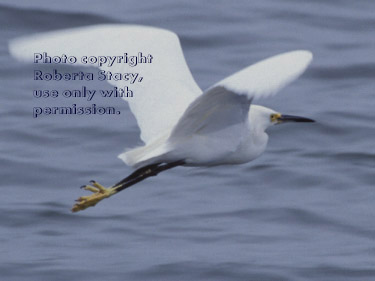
[
  {"x1": 112, "y1": 162, "x2": 161, "y2": 187},
  {"x1": 113, "y1": 160, "x2": 185, "y2": 193},
  {"x1": 72, "y1": 160, "x2": 185, "y2": 212}
]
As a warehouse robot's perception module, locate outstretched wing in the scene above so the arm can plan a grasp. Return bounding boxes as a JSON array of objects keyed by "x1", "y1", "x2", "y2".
[
  {"x1": 170, "y1": 50, "x2": 313, "y2": 139},
  {"x1": 9, "y1": 24, "x2": 202, "y2": 144}
]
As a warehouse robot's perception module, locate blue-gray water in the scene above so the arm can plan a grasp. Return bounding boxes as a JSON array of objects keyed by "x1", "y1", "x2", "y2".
[{"x1": 1, "y1": 1, "x2": 375, "y2": 280}]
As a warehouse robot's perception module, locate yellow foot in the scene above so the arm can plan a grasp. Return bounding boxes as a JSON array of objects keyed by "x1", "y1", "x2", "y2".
[{"x1": 71, "y1": 181, "x2": 117, "y2": 212}]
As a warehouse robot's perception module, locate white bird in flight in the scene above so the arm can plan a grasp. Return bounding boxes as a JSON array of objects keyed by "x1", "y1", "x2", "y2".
[{"x1": 9, "y1": 25, "x2": 314, "y2": 212}]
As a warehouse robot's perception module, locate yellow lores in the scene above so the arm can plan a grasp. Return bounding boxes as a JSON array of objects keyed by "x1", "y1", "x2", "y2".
[
  {"x1": 72, "y1": 181, "x2": 117, "y2": 212},
  {"x1": 270, "y1": 113, "x2": 282, "y2": 123}
]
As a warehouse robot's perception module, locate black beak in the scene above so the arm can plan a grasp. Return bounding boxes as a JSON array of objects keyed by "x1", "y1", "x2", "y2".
[{"x1": 278, "y1": 114, "x2": 315, "y2": 123}]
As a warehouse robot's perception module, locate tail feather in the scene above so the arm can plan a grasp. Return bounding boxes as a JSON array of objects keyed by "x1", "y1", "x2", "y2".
[
  {"x1": 118, "y1": 135, "x2": 170, "y2": 168},
  {"x1": 118, "y1": 146, "x2": 150, "y2": 167}
]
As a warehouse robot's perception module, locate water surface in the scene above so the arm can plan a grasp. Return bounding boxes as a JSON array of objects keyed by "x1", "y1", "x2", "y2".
[{"x1": 0, "y1": 1, "x2": 374, "y2": 280}]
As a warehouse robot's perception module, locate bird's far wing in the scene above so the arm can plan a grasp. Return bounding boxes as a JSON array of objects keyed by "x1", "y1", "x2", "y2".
[
  {"x1": 169, "y1": 50, "x2": 312, "y2": 139},
  {"x1": 169, "y1": 86, "x2": 251, "y2": 140},
  {"x1": 214, "y1": 50, "x2": 313, "y2": 100},
  {"x1": 9, "y1": 24, "x2": 202, "y2": 144}
]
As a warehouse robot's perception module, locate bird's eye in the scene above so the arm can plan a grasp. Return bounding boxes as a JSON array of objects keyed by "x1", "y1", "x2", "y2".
[{"x1": 270, "y1": 113, "x2": 281, "y2": 123}]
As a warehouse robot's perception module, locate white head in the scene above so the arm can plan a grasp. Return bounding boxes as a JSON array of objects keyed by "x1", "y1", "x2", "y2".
[{"x1": 249, "y1": 105, "x2": 314, "y2": 132}]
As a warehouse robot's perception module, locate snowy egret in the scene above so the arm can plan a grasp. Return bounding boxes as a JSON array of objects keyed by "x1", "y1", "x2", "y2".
[{"x1": 9, "y1": 25, "x2": 314, "y2": 212}]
